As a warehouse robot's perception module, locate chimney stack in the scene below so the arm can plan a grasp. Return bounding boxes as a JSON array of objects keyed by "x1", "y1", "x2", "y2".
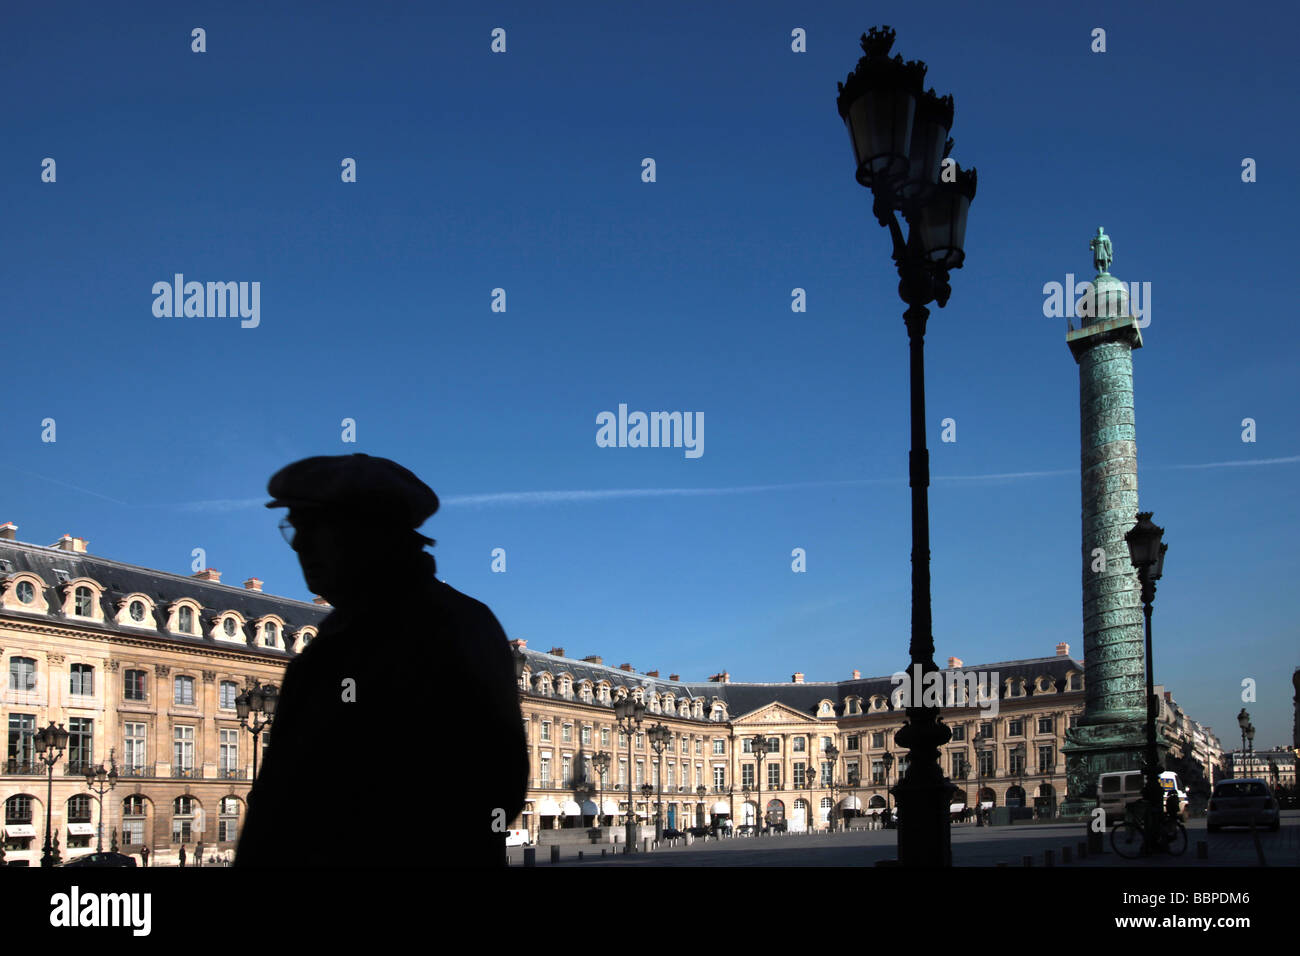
[
  {"x1": 0, "y1": 521, "x2": 16, "y2": 540},
  {"x1": 851, "y1": 669, "x2": 861, "y2": 680},
  {"x1": 192, "y1": 568, "x2": 222, "y2": 583},
  {"x1": 243, "y1": 578, "x2": 263, "y2": 592},
  {"x1": 619, "y1": 663, "x2": 633, "y2": 672},
  {"x1": 708, "y1": 671, "x2": 730, "y2": 683},
  {"x1": 669, "y1": 674, "x2": 679, "y2": 682},
  {"x1": 948, "y1": 656, "x2": 963, "y2": 668},
  {"x1": 1056, "y1": 642, "x2": 1070, "y2": 657},
  {"x1": 582, "y1": 655, "x2": 603, "y2": 665},
  {"x1": 792, "y1": 672, "x2": 804, "y2": 684},
  {"x1": 646, "y1": 669, "x2": 659, "y2": 678},
  {"x1": 312, "y1": 596, "x2": 331, "y2": 606},
  {"x1": 51, "y1": 534, "x2": 88, "y2": 553},
  {"x1": 549, "y1": 647, "x2": 565, "y2": 657}
]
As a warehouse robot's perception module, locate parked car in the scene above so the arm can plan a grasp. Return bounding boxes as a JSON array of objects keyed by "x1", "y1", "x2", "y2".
[
  {"x1": 769, "y1": 820, "x2": 788, "y2": 833},
  {"x1": 61, "y1": 852, "x2": 137, "y2": 867},
  {"x1": 686, "y1": 826, "x2": 711, "y2": 838},
  {"x1": 1207, "y1": 779, "x2": 1280, "y2": 832},
  {"x1": 661, "y1": 828, "x2": 685, "y2": 840},
  {"x1": 505, "y1": 829, "x2": 531, "y2": 847}
]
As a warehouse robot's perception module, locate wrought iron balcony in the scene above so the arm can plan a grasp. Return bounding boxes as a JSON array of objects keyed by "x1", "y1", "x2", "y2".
[
  {"x1": 118, "y1": 764, "x2": 155, "y2": 778},
  {"x1": 172, "y1": 767, "x2": 203, "y2": 779},
  {"x1": 4, "y1": 759, "x2": 43, "y2": 775},
  {"x1": 217, "y1": 768, "x2": 247, "y2": 780}
]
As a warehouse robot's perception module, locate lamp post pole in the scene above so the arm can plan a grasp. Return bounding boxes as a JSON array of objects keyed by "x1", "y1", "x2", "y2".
[
  {"x1": 648, "y1": 724, "x2": 672, "y2": 842},
  {"x1": 84, "y1": 748, "x2": 119, "y2": 853},
  {"x1": 836, "y1": 26, "x2": 976, "y2": 867},
  {"x1": 883, "y1": 748, "x2": 895, "y2": 826},
  {"x1": 34, "y1": 721, "x2": 69, "y2": 868},
  {"x1": 1126, "y1": 511, "x2": 1168, "y2": 853},
  {"x1": 752, "y1": 735, "x2": 771, "y2": 835},
  {"x1": 592, "y1": 751, "x2": 611, "y2": 830},
  {"x1": 825, "y1": 742, "x2": 840, "y2": 832},
  {"x1": 613, "y1": 699, "x2": 646, "y2": 852}
]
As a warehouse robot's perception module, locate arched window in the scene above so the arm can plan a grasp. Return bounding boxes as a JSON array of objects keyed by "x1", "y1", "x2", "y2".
[
  {"x1": 16, "y1": 579, "x2": 36, "y2": 604},
  {"x1": 219, "y1": 797, "x2": 241, "y2": 842},
  {"x1": 223, "y1": 617, "x2": 239, "y2": 638},
  {"x1": 177, "y1": 605, "x2": 193, "y2": 634},
  {"x1": 173, "y1": 796, "x2": 197, "y2": 842},
  {"x1": 129, "y1": 600, "x2": 148, "y2": 623},
  {"x1": 263, "y1": 622, "x2": 278, "y2": 647},
  {"x1": 74, "y1": 586, "x2": 94, "y2": 617},
  {"x1": 122, "y1": 795, "x2": 147, "y2": 845}
]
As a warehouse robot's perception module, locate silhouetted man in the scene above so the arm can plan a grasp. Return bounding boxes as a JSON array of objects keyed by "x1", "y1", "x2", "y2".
[{"x1": 235, "y1": 454, "x2": 528, "y2": 867}]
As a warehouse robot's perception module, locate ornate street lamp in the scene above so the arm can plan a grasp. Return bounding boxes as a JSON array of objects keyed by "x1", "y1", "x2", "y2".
[
  {"x1": 696, "y1": 784, "x2": 708, "y2": 830},
  {"x1": 883, "y1": 748, "x2": 895, "y2": 825},
  {"x1": 648, "y1": 723, "x2": 673, "y2": 842},
  {"x1": 751, "y1": 735, "x2": 771, "y2": 835},
  {"x1": 236, "y1": 682, "x2": 279, "y2": 781},
  {"x1": 804, "y1": 764, "x2": 820, "y2": 833},
  {"x1": 84, "y1": 748, "x2": 119, "y2": 853},
  {"x1": 1126, "y1": 510, "x2": 1168, "y2": 854},
  {"x1": 34, "y1": 721, "x2": 69, "y2": 867},
  {"x1": 836, "y1": 25, "x2": 976, "y2": 867},
  {"x1": 825, "y1": 742, "x2": 841, "y2": 832},
  {"x1": 592, "y1": 751, "x2": 611, "y2": 828},
  {"x1": 613, "y1": 697, "x2": 646, "y2": 852}
]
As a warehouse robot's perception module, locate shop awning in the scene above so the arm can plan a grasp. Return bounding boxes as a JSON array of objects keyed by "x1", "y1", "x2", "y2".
[
  {"x1": 580, "y1": 800, "x2": 599, "y2": 816},
  {"x1": 560, "y1": 800, "x2": 582, "y2": 816},
  {"x1": 979, "y1": 801, "x2": 994, "y2": 809},
  {"x1": 839, "y1": 795, "x2": 862, "y2": 810},
  {"x1": 4, "y1": 825, "x2": 36, "y2": 838},
  {"x1": 601, "y1": 799, "x2": 620, "y2": 815},
  {"x1": 67, "y1": 823, "x2": 96, "y2": 836},
  {"x1": 536, "y1": 799, "x2": 561, "y2": 816},
  {"x1": 712, "y1": 801, "x2": 730, "y2": 814},
  {"x1": 949, "y1": 803, "x2": 966, "y2": 813}
]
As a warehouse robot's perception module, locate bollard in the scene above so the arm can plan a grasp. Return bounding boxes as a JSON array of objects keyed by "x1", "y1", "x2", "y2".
[
  {"x1": 642, "y1": 837, "x2": 651, "y2": 853},
  {"x1": 524, "y1": 847, "x2": 536, "y2": 867},
  {"x1": 578, "y1": 851, "x2": 584, "y2": 861},
  {"x1": 1062, "y1": 846, "x2": 1072, "y2": 864},
  {"x1": 1197, "y1": 840, "x2": 1208, "y2": 860},
  {"x1": 550, "y1": 845, "x2": 560, "y2": 864},
  {"x1": 1078, "y1": 841, "x2": 1088, "y2": 860},
  {"x1": 1022, "y1": 855, "x2": 1033, "y2": 867},
  {"x1": 1044, "y1": 849, "x2": 1053, "y2": 867},
  {"x1": 601, "y1": 848, "x2": 607, "y2": 858}
]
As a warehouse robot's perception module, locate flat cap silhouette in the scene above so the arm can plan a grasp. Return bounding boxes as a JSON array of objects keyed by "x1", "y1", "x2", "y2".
[{"x1": 265, "y1": 453, "x2": 439, "y2": 527}]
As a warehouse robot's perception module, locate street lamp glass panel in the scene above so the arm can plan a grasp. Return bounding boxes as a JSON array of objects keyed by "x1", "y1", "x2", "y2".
[
  {"x1": 915, "y1": 167, "x2": 975, "y2": 268},
  {"x1": 235, "y1": 693, "x2": 250, "y2": 720},
  {"x1": 53, "y1": 724, "x2": 69, "y2": 749},
  {"x1": 249, "y1": 689, "x2": 264, "y2": 713},
  {"x1": 898, "y1": 90, "x2": 953, "y2": 200},
  {"x1": 844, "y1": 87, "x2": 916, "y2": 192},
  {"x1": 1125, "y1": 512, "x2": 1165, "y2": 569}
]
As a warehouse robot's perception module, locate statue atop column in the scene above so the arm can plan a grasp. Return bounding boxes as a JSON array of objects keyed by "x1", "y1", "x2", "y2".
[{"x1": 1089, "y1": 226, "x2": 1113, "y2": 275}]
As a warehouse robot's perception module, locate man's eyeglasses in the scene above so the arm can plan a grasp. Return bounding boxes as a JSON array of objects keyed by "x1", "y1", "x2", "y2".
[{"x1": 277, "y1": 518, "x2": 296, "y2": 546}]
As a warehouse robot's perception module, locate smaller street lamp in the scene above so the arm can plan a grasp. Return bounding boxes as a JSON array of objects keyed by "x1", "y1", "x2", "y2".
[
  {"x1": 84, "y1": 748, "x2": 119, "y2": 853},
  {"x1": 825, "y1": 742, "x2": 841, "y2": 832},
  {"x1": 592, "y1": 751, "x2": 611, "y2": 828},
  {"x1": 235, "y1": 683, "x2": 279, "y2": 782},
  {"x1": 34, "y1": 721, "x2": 69, "y2": 867},
  {"x1": 613, "y1": 697, "x2": 646, "y2": 851}
]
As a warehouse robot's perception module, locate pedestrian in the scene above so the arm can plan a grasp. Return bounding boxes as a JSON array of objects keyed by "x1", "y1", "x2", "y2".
[
  {"x1": 1165, "y1": 788, "x2": 1180, "y2": 821},
  {"x1": 140, "y1": 845, "x2": 150, "y2": 867},
  {"x1": 235, "y1": 454, "x2": 527, "y2": 868},
  {"x1": 195, "y1": 841, "x2": 204, "y2": 867},
  {"x1": 178, "y1": 845, "x2": 186, "y2": 868}
]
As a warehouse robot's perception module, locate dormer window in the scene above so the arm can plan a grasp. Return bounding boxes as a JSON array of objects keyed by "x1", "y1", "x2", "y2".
[
  {"x1": 224, "y1": 618, "x2": 238, "y2": 638},
  {"x1": 130, "y1": 600, "x2": 146, "y2": 622},
  {"x1": 177, "y1": 606, "x2": 193, "y2": 633},
  {"x1": 263, "y1": 622, "x2": 278, "y2": 647},
  {"x1": 16, "y1": 581, "x2": 34, "y2": 604},
  {"x1": 74, "y1": 586, "x2": 94, "y2": 617}
]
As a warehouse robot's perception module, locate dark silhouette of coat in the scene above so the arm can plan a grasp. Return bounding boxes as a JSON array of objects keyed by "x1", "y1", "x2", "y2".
[{"x1": 235, "y1": 552, "x2": 527, "y2": 867}]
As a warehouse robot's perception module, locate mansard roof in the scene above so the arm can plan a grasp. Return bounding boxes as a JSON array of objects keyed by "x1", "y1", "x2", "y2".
[{"x1": 0, "y1": 538, "x2": 326, "y2": 657}]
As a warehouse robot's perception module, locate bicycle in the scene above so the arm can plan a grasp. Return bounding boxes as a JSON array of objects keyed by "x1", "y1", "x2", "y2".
[{"x1": 1110, "y1": 800, "x2": 1187, "y2": 858}]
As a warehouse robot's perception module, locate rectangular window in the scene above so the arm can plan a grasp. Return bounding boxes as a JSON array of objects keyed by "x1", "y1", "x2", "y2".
[
  {"x1": 950, "y1": 724, "x2": 965, "y2": 742},
  {"x1": 694, "y1": 738, "x2": 701, "y2": 754},
  {"x1": 172, "y1": 816, "x2": 192, "y2": 843},
  {"x1": 122, "y1": 819, "x2": 145, "y2": 845},
  {"x1": 713, "y1": 765, "x2": 725, "y2": 789},
  {"x1": 820, "y1": 761, "x2": 832, "y2": 786},
  {"x1": 846, "y1": 761, "x2": 860, "y2": 786},
  {"x1": 580, "y1": 725, "x2": 591, "y2": 746},
  {"x1": 792, "y1": 737, "x2": 805, "y2": 753},
  {"x1": 9, "y1": 657, "x2": 36, "y2": 692},
  {"x1": 951, "y1": 752, "x2": 966, "y2": 777},
  {"x1": 978, "y1": 749, "x2": 995, "y2": 777},
  {"x1": 871, "y1": 731, "x2": 885, "y2": 749},
  {"x1": 618, "y1": 759, "x2": 627, "y2": 786},
  {"x1": 635, "y1": 761, "x2": 644, "y2": 786},
  {"x1": 872, "y1": 759, "x2": 885, "y2": 784},
  {"x1": 846, "y1": 734, "x2": 860, "y2": 751},
  {"x1": 1068, "y1": 714, "x2": 1079, "y2": 729},
  {"x1": 794, "y1": 762, "x2": 806, "y2": 787},
  {"x1": 820, "y1": 736, "x2": 832, "y2": 753},
  {"x1": 667, "y1": 765, "x2": 674, "y2": 788},
  {"x1": 6, "y1": 713, "x2": 36, "y2": 771},
  {"x1": 713, "y1": 739, "x2": 725, "y2": 755},
  {"x1": 67, "y1": 717, "x2": 93, "y2": 773},
  {"x1": 651, "y1": 763, "x2": 659, "y2": 787},
  {"x1": 1009, "y1": 750, "x2": 1025, "y2": 776},
  {"x1": 540, "y1": 756, "x2": 551, "y2": 784},
  {"x1": 124, "y1": 670, "x2": 146, "y2": 702},
  {"x1": 979, "y1": 721, "x2": 993, "y2": 739},
  {"x1": 541, "y1": 721, "x2": 551, "y2": 742},
  {"x1": 742, "y1": 738, "x2": 753, "y2": 754},
  {"x1": 124, "y1": 722, "x2": 146, "y2": 770},
  {"x1": 1008, "y1": 719, "x2": 1023, "y2": 737},
  {"x1": 173, "y1": 676, "x2": 194, "y2": 706},
  {"x1": 635, "y1": 733, "x2": 644, "y2": 750},
  {"x1": 767, "y1": 764, "x2": 780, "y2": 790},
  {"x1": 220, "y1": 682, "x2": 237, "y2": 710},
  {"x1": 1038, "y1": 745, "x2": 1054, "y2": 774},
  {"x1": 173, "y1": 726, "x2": 194, "y2": 772},
  {"x1": 600, "y1": 728, "x2": 610, "y2": 746},
  {"x1": 618, "y1": 731, "x2": 627, "y2": 749},
  {"x1": 69, "y1": 663, "x2": 94, "y2": 696},
  {"x1": 219, "y1": 729, "x2": 239, "y2": 775},
  {"x1": 1037, "y1": 716, "x2": 1054, "y2": 734},
  {"x1": 218, "y1": 817, "x2": 237, "y2": 842},
  {"x1": 562, "y1": 724, "x2": 572, "y2": 743},
  {"x1": 766, "y1": 737, "x2": 780, "y2": 752},
  {"x1": 562, "y1": 755, "x2": 572, "y2": 786},
  {"x1": 741, "y1": 765, "x2": 755, "y2": 788}
]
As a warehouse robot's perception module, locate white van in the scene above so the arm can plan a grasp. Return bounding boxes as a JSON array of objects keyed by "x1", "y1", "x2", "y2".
[
  {"x1": 1098, "y1": 770, "x2": 1188, "y2": 824},
  {"x1": 505, "y1": 829, "x2": 531, "y2": 847}
]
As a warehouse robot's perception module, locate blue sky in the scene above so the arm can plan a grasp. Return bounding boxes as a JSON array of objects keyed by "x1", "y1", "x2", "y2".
[{"x1": 2, "y1": 0, "x2": 1297, "y2": 753}]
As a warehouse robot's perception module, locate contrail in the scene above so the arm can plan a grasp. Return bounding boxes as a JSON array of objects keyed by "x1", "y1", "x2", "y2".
[{"x1": 1169, "y1": 455, "x2": 1300, "y2": 470}]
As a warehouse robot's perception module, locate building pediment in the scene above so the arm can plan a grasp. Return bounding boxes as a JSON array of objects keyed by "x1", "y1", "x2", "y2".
[{"x1": 732, "y1": 701, "x2": 813, "y2": 725}]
